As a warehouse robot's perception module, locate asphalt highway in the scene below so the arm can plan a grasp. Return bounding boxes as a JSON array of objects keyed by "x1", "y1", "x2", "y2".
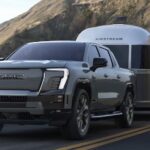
[
  {"x1": 95, "y1": 132, "x2": 150, "y2": 150},
  {"x1": 0, "y1": 115, "x2": 149, "y2": 150}
]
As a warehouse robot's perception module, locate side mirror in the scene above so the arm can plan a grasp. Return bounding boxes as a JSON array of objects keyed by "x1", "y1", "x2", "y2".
[{"x1": 91, "y1": 58, "x2": 107, "y2": 71}]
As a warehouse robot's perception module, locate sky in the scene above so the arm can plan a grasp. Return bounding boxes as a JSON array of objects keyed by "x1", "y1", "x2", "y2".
[{"x1": 0, "y1": 0, "x2": 41, "y2": 24}]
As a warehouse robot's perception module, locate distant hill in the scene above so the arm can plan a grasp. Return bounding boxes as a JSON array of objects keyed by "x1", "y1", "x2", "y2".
[{"x1": 0, "y1": 0, "x2": 150, "y2": 57}]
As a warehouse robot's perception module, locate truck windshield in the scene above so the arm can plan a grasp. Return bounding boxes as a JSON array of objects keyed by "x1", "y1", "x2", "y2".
[
  {"x1": 8, "y1": 42, "x2": 85, "y2": 61},
  {"x1": 105, "y1": 45, "x2": 129, "y2": 68},
  {"x1": 132, "y1": 45, "x2": 150, "y2": 69}
]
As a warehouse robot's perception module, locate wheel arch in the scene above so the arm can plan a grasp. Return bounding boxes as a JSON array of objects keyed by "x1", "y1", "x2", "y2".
[{"x1": 73, "y1": 79, "x2": 92, "y2": 105}]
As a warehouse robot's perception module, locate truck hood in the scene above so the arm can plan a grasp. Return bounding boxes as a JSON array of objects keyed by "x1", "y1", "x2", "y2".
[{"x1": 0, "y1": 60, "x2": 67, "y2": 69}]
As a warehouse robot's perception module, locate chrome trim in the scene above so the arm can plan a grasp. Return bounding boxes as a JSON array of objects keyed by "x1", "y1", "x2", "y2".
[
  {"x1": 38, "y1": 71, "x2": 46, "y2": 94},
  {"x1": 91, "y1": 111, "x2": 123, "y2": 119},
  {"x1": 0, "y1": 90, "x2": 39, "y2": 96},
  {"x1": 98, "y1": 92, "x2": 118, "y2": 99},
  {"x1": 133, "y1": 69, "x2": 150, "y2": 74},
  {"x1": 128, "y1": 45, "x2": 132, "y2": 69}
]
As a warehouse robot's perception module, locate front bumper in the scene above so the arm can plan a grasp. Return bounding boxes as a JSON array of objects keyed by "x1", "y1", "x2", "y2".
[{"x1": 0, "y1": 92, "x2": 72, "y2": 125}]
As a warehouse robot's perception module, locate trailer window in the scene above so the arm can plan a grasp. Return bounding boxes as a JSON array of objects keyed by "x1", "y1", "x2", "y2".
[
  {"x1": 105, "y1": 45, "x2": 129, "y2": 68},
  {"x1": 132, "y1": 45, "x2": 150, "y2": 69}
]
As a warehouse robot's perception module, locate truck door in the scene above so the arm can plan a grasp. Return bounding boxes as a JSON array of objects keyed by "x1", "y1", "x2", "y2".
[{"x1": 96, "y1": 47, "x2": 120, "y2": 109}]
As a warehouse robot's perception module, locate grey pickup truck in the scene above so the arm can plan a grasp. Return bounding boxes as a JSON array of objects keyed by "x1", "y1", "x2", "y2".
[{"x1": 0, "y1": 41, "x2": 135, "y2": 139}]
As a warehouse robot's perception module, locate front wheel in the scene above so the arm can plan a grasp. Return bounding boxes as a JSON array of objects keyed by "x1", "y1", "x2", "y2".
[
  {"x1": 116, "y1": 91, "x2": 134, "y2": 128},
  {"x1": 62, "y1": 89, "x2": 90, "y2": 139}
]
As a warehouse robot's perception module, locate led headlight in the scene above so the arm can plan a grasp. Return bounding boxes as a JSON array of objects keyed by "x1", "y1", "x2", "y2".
[
  {"x1": 46, "y1": 68, "x2": 69, "y2": 90},
  {"x1": 50, "y1": 77, "x2": 61, "y2": 89}
]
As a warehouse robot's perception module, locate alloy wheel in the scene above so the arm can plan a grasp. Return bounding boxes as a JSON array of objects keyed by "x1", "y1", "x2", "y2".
[{"x1": 76, "y1": 94, "x2": 90, "y2": 134}]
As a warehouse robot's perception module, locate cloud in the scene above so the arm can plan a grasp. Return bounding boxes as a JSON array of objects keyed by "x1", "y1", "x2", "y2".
[{"x1": 0, "y1": 0, "x2": 41, "y2": 23}]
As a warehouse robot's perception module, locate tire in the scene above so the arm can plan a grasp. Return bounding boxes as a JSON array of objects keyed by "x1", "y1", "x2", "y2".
[
  {"x1": 62, "y1": 89, "x2": 90, "y2": 139},
  {"x1": 116, "y1": 91, "x2": 134, "y2": 128}
]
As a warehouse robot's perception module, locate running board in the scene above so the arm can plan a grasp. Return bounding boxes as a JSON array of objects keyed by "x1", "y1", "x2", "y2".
[
  {"x1": 91, "y1": 111, "x2": 123, "y2": 119},
  {"x1": 134, "y1": 111, "x2": 150, "y2": 115}
]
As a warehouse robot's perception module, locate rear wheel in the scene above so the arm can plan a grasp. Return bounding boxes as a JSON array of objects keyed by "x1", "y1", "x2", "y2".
[
  {"x1": 116, "y1": 91, "x2": 134, "y2": 128},
  {"x1": 62, "y1": 89, "x2": 90, "y2": 139}
]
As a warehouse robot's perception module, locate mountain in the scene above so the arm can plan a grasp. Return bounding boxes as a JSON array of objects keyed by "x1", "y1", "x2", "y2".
[{"x1": 0, "y1": 0, "x2": 150, "y2": 57}]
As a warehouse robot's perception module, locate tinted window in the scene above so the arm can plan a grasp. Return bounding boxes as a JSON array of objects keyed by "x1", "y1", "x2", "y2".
[
  {"x1": 87, "y1": 45, "x2": 99, "y2": 66},
  {"x1": 99, "y1": 48, "x2": 112, "y2": 68},
  {"x1": 105, "y1": 45, "x2": 129, "y2": 68},
  {"x1": 8, "y1": 42, "x2": 85, "y2": 61},
  {"x1": 132, "y1": 45, "x2": 150, "y2": 69},
  {"x1": 109, "y1": 51, "x2": 118, "y2": 67}
]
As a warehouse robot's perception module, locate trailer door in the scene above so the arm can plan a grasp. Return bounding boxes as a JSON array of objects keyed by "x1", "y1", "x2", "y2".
[{"x1": 132, "y1": 45, "x2": 150, "y2": 107}]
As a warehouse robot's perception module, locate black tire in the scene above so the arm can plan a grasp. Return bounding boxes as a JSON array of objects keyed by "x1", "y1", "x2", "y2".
[
  {"x1": 116, "y1": 91, "x2": 134, "y2": 128},
  {"x1": 62, "y1": 89, "x2": 90, "y2": 139}
]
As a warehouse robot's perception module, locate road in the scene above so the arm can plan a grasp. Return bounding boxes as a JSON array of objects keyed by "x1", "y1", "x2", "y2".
[
  {"x1": 0, "y1": 115, "x2": 149, "y2": 150},
  {"x1": 94, "y1": 132, "x2": 150, "y2": 150}
]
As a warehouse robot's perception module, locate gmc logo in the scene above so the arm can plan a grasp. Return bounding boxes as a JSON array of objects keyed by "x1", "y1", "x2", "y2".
[{"x1": 0, "y1": 74, "x2": 25, "y2": 80}]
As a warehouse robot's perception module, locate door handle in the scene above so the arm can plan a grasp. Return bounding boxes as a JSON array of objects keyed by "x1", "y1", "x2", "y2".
[
  {"x1": 117, "y1": 75, "x2": 121, "y2": 79},
  {"x1": 104, "y1": 74, "x2": 108, "y2": 78},
  {"x1": 92, "y1": 75, "x2": 96, "y2": 80}
]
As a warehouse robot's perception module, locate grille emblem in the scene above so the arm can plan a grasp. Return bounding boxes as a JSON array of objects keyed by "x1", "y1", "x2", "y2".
[{"x1": 0, "y1": 74, "x2": 25, "y2": 80}]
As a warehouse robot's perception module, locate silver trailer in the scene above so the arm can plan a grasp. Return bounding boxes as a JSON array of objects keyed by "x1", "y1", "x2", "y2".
[{"x1": 77, "y1": 24, "x2": 150, "y2": 110}]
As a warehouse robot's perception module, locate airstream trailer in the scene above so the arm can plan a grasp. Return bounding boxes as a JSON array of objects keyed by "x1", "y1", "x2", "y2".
[{"x1": 77, "y1": 24, "x2": 150, "y2": 110}]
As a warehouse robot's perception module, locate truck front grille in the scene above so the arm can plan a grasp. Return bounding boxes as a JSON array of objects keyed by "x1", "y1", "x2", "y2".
[
  {"x1": 0, "y1": 96, "x2": 27, "y2": 108},
  {"x1": 0, "y1": 96, "x2": 27, "y2": 102}
]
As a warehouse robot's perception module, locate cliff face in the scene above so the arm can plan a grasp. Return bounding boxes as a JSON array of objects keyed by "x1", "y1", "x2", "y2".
[{"x1": 0, "y1": 0, "x2": 150, "y2": 57}]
